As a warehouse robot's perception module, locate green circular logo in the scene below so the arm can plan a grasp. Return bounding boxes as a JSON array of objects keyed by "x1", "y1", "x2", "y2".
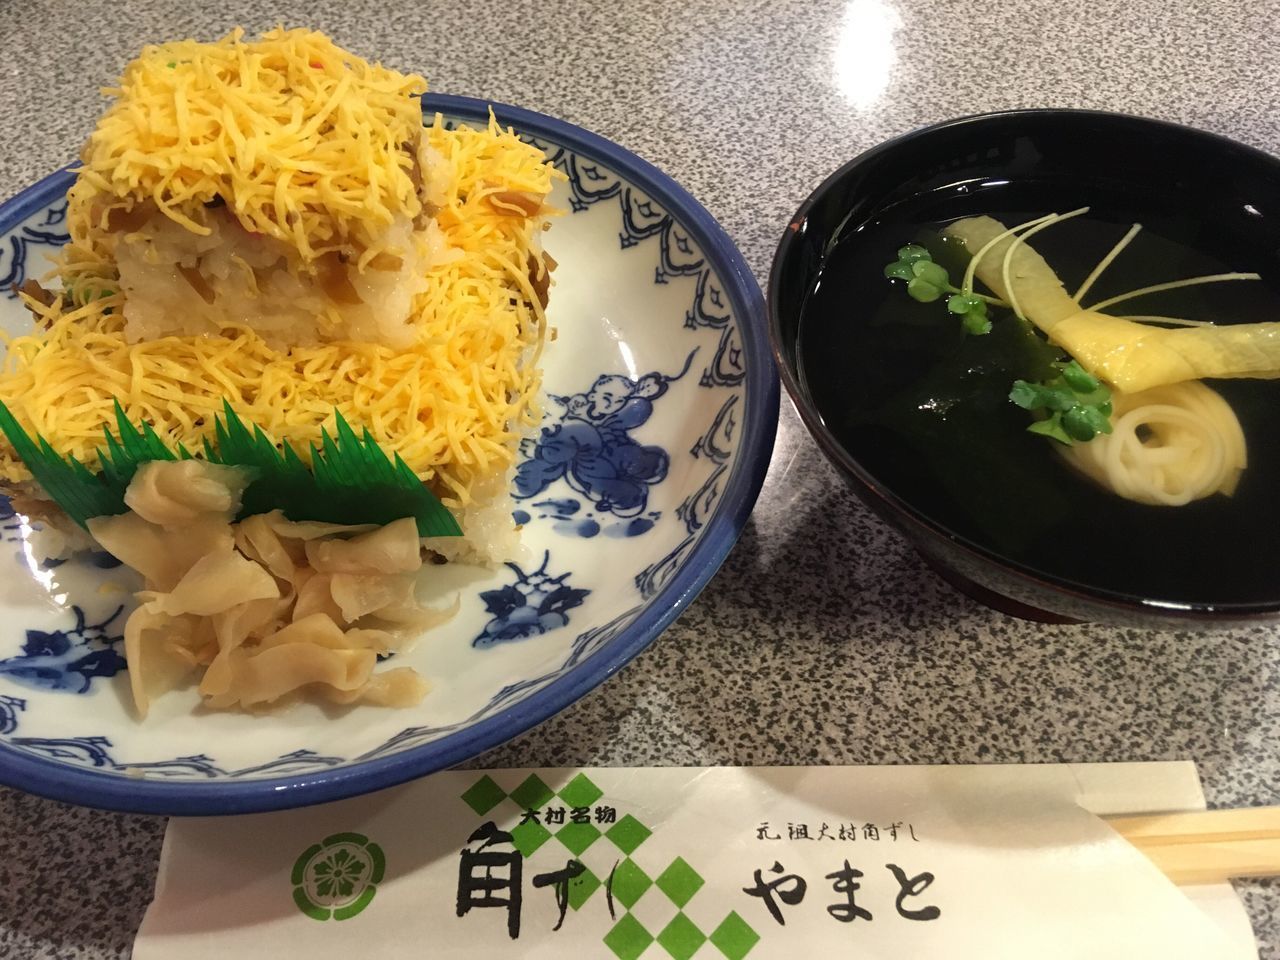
[{"x1": 291, "y1": 832, "x2": 385, "y2": 921}]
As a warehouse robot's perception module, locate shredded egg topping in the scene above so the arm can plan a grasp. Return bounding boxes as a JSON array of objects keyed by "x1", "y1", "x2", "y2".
[
  {"x1": 72, "y1": 27, "x2": 428, "y2": 262},
  {"x1": 1, "y1": 115, "x2": 559, "y2": 508}
]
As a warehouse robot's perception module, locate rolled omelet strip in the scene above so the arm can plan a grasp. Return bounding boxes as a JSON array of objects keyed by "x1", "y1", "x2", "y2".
[{"x1": 946, "y1": 215, "x2": 1280, "y2": 392}]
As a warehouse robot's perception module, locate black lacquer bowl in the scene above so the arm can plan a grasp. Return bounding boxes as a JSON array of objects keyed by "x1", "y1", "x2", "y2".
[{"x1": 769, "y1": 110, "x2": 1280, "y2": 628}]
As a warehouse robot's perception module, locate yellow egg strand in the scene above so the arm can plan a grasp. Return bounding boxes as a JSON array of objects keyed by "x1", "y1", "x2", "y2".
[
  {"x1": 0, "y1": 114, "x2": 559, "y2": 510},
  {"x1": 72, "y1": 27, "x2": 428, "y2": 263}
]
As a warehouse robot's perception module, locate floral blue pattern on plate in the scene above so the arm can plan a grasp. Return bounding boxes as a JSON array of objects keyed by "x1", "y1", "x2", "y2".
[
  {"x1": 473, "y1": 553, "x2": 591, "y2": 648},
  {"x1": 0, "y1": 604, "x2": 126, "y2": 694},
  {"x1": 513, "y1": 352, "x2": 696, "y2": 537},
  {"x1": 0, "y1": 94, "x2": 777, "y2": 815}
]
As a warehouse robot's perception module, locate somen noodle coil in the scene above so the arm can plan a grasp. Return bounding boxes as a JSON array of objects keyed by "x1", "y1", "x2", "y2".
[{"x1": 1055, "y1": 381, "x2": 1247, "y2": 506}]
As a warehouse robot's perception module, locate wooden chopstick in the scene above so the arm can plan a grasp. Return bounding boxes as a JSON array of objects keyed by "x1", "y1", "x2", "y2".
[{"x1": 1105, "y1": 807, "x2": 1280, "y2": 885}]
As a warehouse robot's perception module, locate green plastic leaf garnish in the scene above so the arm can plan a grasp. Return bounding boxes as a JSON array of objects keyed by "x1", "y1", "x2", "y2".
[
  {"x1": 0, "y1": 402, "x2": 124, "y2": 526},
  {"x1": 0, "y1": 399, "x2": 461, "y2": 537},
  {"x1": 1009, "y1": 360, "x2": 1114, "y2": 445}
]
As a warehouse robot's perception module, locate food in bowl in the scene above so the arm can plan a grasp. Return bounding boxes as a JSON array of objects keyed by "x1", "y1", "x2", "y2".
[
  {"x1": 0, "y1": 28, "x2": 562, "y2": 714},
  {"x1": 936, "y1": 211, "x2": 1259, "y2": 505},
  {"x1": 797, "y1": 189, "x2": 1280, "y2": 607}
]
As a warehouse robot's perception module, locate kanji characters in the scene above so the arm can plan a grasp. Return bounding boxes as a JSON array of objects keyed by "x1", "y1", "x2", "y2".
[{"x1": 457, "y1": 822, "x2": 523, "y2": 939}]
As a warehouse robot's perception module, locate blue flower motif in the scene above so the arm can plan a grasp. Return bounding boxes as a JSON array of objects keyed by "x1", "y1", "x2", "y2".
[
  {"x1": 473, "y1": 552, "x2": 590, "y2": 648},
  {"x1": 514, "y1": 352, "x2": 695, "y2": 523},
  {"x1": 0, "y1": 605, "x2": 126, "y2": 694}
]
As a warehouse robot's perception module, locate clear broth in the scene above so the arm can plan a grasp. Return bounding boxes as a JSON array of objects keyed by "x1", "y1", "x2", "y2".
[{"x1": 798, "y1": 180, "x2": 1280, "y2": 605}]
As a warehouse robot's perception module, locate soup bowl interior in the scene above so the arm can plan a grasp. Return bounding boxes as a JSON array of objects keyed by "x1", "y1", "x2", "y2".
[{"x1": 770, "y1": 109, "x2": 1280, "y2": 627}]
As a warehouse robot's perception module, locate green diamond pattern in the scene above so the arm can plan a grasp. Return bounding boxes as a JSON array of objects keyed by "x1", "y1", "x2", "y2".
[
  {"x1": 509, "y1": 818, "x2": 552, "y2": 857},
  {"x1": 604, "y1": 913, "x2": 654, "y2": 960},
  {"x1": 567, "y1": 863, "x2": 601, "y2": 911},
  {"x1": 655, "y1": 857, "x2": 704, "y2": 908},
  {"x1": 508, "y1": 774, "x2": 555, "y2": 811},
  {"x1": 608, "y1": 857, "x2": 652, "y2": 909},
  {"x1": 605, "y1": 814, "x2": 652, "y2": 854},
  {"x1": 557, "y1": 772, "x2": 604, "y2": 808},
  {"x1": 459, "y1": 772, "x2": 724, "y2": 960},
  {"x1": 459, "y1": 775, "x2": 506, "y2": 816},
  {"x1": 657, "y1": 912, "x2": 706, "y2": 960},
  {"x1": 556, "y1": 820, "x2": 602, "y2": 856},
  {"x1": 709, "y1": 911, "x2": 760, "y2": 960}
]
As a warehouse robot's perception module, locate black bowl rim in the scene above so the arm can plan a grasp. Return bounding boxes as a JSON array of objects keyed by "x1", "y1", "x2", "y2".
[{"x1": 768, "y1": 107, "x2": 1280, "y2": 622}]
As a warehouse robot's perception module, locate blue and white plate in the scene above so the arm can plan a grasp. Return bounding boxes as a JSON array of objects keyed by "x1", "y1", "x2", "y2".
[{"x1": 0, "y1": 94, "x2": 777, "y2": 815}]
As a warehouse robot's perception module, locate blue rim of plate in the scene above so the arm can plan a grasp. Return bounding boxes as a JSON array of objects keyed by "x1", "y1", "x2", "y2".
[{"x1": 0, "y1": 93, "x2": 778, "y2": 815}]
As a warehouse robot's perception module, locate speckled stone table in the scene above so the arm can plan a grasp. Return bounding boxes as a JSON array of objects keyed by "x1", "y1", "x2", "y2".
[{"x1": 0, "y1": 1, "x2": 1276, "y2": 956}]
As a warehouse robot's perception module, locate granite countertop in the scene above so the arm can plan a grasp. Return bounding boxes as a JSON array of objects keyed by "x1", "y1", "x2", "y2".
[{"x1": 0, "y1": 0, "x2": 1276, "y2": 956}]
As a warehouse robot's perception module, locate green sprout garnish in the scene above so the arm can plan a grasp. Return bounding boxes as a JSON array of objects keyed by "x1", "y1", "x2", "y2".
[
  {"x1": 884, "y1": 245, "x2": 992, "y2": 334},
  {"x1": 0, "y1": 399, "x2": 461, "y2": 537},
  {"x1": 884, "y1": 234, "x2": 1116, "y2": 445},
  {"x1": 1009, "y1": 361, "x2": 1114, "y2": 444},
  {"x1": 947, "y1": 292, "x2": 990, "y2": 335}
]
